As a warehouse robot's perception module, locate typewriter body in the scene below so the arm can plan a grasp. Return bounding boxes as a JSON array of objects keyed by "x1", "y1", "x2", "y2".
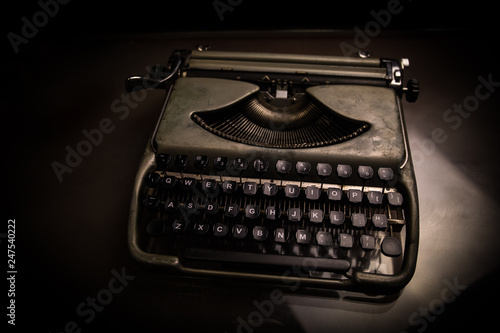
[{"x1": 127, "y1": 49, "x2": 419, "y2": 294}]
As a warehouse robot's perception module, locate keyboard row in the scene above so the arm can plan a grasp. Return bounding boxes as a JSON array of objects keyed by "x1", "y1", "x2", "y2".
[
  {"x1": 146, "y1": 197, "x2": 397, "y2": 227},
  {"x1": 146, "y1": 219, "x2": 403, "y2": 258},
  {"x1": 144, "y1": 173, "x2": 403, "y2": 206},
  {"x1": 153, "y1": 153, "x2": 396, "y2": 181}
]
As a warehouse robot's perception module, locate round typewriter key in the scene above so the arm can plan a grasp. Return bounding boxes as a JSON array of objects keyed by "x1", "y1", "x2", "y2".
[
  {"x1": 252, "y1": 226, "x2": 268, "y2": 241},
  {"x1": 339, "y1": 233, "x2": 354, "y2": 249},
  {"x1": 296, "y1": 161, "x2": 311, "y2": 176},
  {"x1": 161, "y1": 175, "x2": 177, "y2": 189},
  {"x1": 316, "y1": 231, "x2": 333, "y2": 246},
  {"x1": 284, "y1": 184, "x2": 299, "y2": 198},
  {"x1": 179, "y1": 177, "x2": 197, "y2": 190},
  {"x1": 305, "y1": 186, "x2": 321, "y2": 200},
  {"x1": 316, "y1": 163, "x2": 332, "y2": 178},
  {"x1": 378, "y1": 167, "x2": 394, "y2": 181},
  {"x1": 174, "y1": 154, "x2": 189, "y2": 170},
  {"x1": 329, "y1": 211, "x2": 345, "y2": 225},
  {"x1": 245, "y1": 205, "x2": 260, "y2": 219},
  {"x1": 171, "y1": 219, "x2": 186, "y2": 234},
  {"x1": 164, "y1": 198, "x2": 179, "y2": 212},
  {"x1": 145, "y1": 172, "x2": 161, "y2": 187},
  {"x1": 381, "y1": 237, "x2": 402, "y2": 257},
  {"x1": 274, "y1": 228, "x2": 288, "y2": 243},
  {"x1": 194, "y1": 155, "x2": 209, "y2": 170},
  {"x1": 144, "y1": 195, "x2": 160, "y2": 210},
  {"x1": 193, "y1": 222, "x2": 209, "y2": 235},
  {"x1": 327, "y1": 187, "x2": 342, "y2": 201},
  {"x1": 287, "y1": 207, "x2": 302, "y2": 222},
  {"x1": 253, "y1": 159, "x2": 269, "y2": 174},
  {"x1": 243, "y1": 181, "x2": 258, "y2": 195},
  {"x1": 372, "y1": 214, "x2": 388, "y2": 228},
  {"x1": 265, "y1": 206, "x2": 281, "y2": 220},
  {"x1": 222, "y1": 180, "x2": 237, "y2": 194},
  {"x1": 308, "y1": 209, "x2": 324, "y2": 223},
  {"x1": 387, "y1": 192, "x2": 403, "y2": 206},
  {"x1": 360, "y1": 235, "x2": 376, "y2": 251},
  {"x1": 351, "y1": 213, "x2": 367, "y2": 228},
  {"x1": 224, "y1": 203, "x2": 239, "y2": 217},
  {"x1": 262, "y1": 182, "x2": 278, "y2": 197},
  {"x1": 214, "y1": 156, "x2": 228, "y2": 171},
  {"x1": 337, "y1": 164, "x2": 352, "y2": 179},
  {"x1": 202, "y1": 179, "x2": 218, "y2": 194},
  {"x1": 296, "y1": 230, "x2": 312, "y2": 244},
  {"x1": 204, "y1": 201, "x2": 219, "y2": 215},
  {"x1": 232, "y1": 224, "x2": 248, "y2": 239},
  {"x1": 276, "y1": 160, "x2": 292, "y2": 175},
  {"x1": 358, "y1": 165, "x2": 374, "y2": 180},
  {"x1": 146, "y1": 219, "x2": 165, "y2": 237},
  {"x1": 232, "y1": 158, "x2": 249, "y2": 174},
  {"x1": 347, "y1": 189, "x2": 363, "y2": 203},
  {"x1": 155, "y1": 153, "x2": 171, "y2": 169},
  {"x1": 213, "y1": 223, "x2": 228, "y2": 237},
  {"x1": 367, "y1": 191, "x2": 383, "y2": 205},
  {"x1": 183, "y1": 200, "x2": 199, "y2": 214}
]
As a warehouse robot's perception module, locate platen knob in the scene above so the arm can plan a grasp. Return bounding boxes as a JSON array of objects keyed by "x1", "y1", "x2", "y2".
[{"x1": 405, "y1": 79, "x2": 420, "y2": 103}]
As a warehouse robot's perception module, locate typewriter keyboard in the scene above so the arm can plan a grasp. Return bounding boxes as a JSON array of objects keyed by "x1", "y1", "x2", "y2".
[{"x1": 138, "y1": 154, "x2": 406, "y2": 279}]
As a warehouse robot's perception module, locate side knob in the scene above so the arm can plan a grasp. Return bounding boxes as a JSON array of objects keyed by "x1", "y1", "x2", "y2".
[{"x1": 405, "y1": 79, "x2": 420, "y2": 103}]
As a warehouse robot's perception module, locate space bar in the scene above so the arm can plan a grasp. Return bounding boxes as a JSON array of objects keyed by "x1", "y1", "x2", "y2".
[{"x1": 183, "y1": 248, "x2": 351, "y2": 272}]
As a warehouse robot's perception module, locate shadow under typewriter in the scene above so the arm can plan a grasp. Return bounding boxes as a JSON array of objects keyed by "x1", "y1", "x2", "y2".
[{"x1": 128, "y1": 50, "x2": 419, "y2": 295}]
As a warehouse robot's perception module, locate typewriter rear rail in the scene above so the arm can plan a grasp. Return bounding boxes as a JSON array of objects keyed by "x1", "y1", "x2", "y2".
[{"x1": 127, "y1": 50, "x2": 419, "y2": 294}]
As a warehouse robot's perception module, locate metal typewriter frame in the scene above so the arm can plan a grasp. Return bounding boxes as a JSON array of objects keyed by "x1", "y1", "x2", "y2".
[{"x1": 127, "y1": 50, "x2": 419, "y2": 294}]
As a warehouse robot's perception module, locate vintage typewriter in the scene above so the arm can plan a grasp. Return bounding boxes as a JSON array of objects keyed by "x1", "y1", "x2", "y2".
[{"x1": 127, "y1": 49, "x2": 420, "y2": 294}]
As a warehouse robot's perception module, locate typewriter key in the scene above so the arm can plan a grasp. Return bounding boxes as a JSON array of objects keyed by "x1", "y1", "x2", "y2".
[
  {"x1": 337, "y1": 164, "x2": 352, "y2": 179},
  {"x1": 155, "y1": 153, "x2": 171, "y2": 169},
  {"x1": 296, "y1": 161, "x2": 311, "y2": 176},
  {"x1": 358, "y1": 165, "x2": 374, "y2": 180},
  {"x1": 194, "y1": 155, "x2": 208, "y2": 170},
  {"x1": 360, "y1": 235, "x2": 376, "y2": 251},
  {"x1": 145, "y1": 172, "x2": 161, "y2": 187},
  {"x1": 253, "y1": 159, "x2": 269, "y2": 174},
  {"x1": 339, "y1": 233, "x2": 354, "y2": 249},
  {"x1": 146, "y1": 219, "x2": 165, "y2": 237},
  {"x1": 232, "y1": 158, "x2": 249, "y2": 174},
  {"x1": 252, "y1": 226, "x2": 268, "y2": 241},
  {"x1": 381, "y1": 237, "x2": 402, "y2": 257},
  {"x1": 276, "y1": 160, "x2": 292, "y2": 176},
  {"x1": 378, "y1": 167, "x2": 394, "y2": 181},
  {"x1": 387, "y1": 192, "x2": 403, "y2": 206},
  {"x1": 372, "y1": 214, "x2": 388, "y2": 228},
  {"x1": 316, "y1": 231, "x2": 333, "y2": 246},
  {"x1": 174, "y1": 154, "x2": 189, "y2": 170},
  {"x1": 351, "y1": 213, "x2": 367, "y2": 228},
  {"x1": 214, "y1": 156, "x2": 228, "y2": 171},
  {"x1": 316, "y1": 163, "x2": 332, "y2": 178}
]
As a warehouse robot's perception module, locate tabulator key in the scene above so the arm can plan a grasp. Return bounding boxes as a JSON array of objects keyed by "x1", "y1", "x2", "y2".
[{"x1": 381, "y1": 237, "x2": 402, "y2": 257}]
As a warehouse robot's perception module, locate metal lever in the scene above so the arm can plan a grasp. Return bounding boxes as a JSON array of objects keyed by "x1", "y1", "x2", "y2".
[{"x1": 125, "y1": 55, "x2": 182, "y2": 92}]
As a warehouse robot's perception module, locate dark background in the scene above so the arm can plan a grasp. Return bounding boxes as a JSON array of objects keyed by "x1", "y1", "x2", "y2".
[{"x1": 3, "y1": 1, "x2": 500, "y2": 332}]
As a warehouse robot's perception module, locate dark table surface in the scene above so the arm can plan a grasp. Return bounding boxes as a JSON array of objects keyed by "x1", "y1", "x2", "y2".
[{"x1": 4, "y1": 22, "x2": 500, "y2": 333}]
